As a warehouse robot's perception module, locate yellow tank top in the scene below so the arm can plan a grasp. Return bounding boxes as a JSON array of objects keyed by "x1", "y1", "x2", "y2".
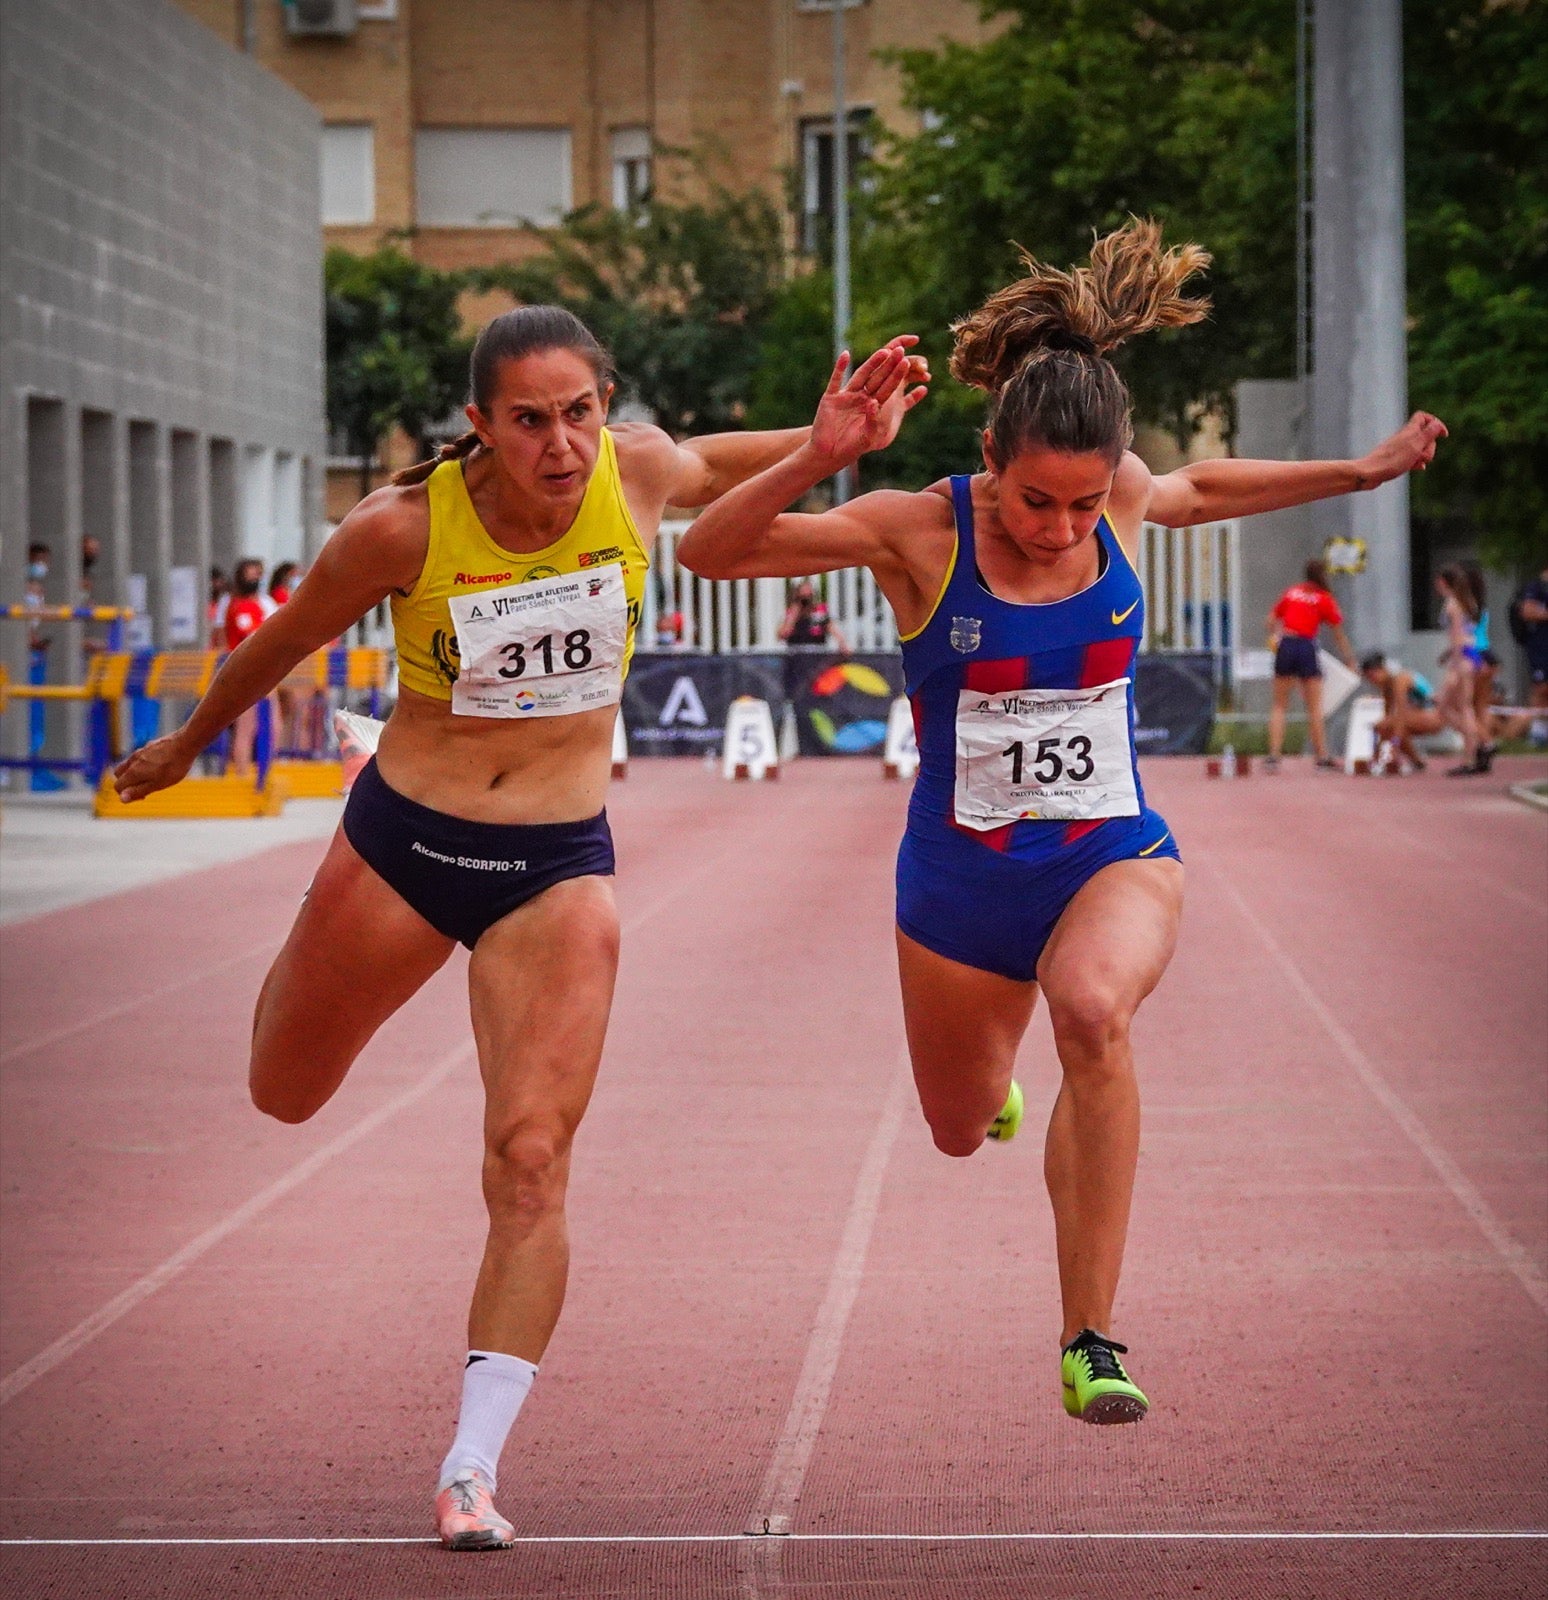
[{"x1": 392, "y1": 428, "x2": 649, "y2": 702}]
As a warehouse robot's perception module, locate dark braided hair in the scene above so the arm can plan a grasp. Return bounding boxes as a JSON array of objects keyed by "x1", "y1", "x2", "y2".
[
  {"x1": 950, "y1": 218, "x2": 1211, "y2": 468},
  {"x1": 394, "y1": 307, "x2": 615, "y2": 487}
]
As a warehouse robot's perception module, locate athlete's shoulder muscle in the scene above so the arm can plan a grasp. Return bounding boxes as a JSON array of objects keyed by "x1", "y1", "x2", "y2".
[{"x1": 1105, "y1": 453, "x2": 1153, "y2": 548}]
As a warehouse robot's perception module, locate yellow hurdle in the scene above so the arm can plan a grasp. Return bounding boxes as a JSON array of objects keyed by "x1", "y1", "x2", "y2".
[
  {"x1": 270, "y1": 759, "x2": 345, "y2": 799},
  {"x1": 93, "y1": 771, "x2": 283, "y2": 819}
]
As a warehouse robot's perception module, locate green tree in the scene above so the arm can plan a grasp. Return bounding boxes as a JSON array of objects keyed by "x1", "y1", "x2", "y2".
[
  {"x1": 1404, "y1": 0, "x2": 1548, "y2": 570},
  {"x1": 325, "y1": 244, "x2": 472, "y2": 503},
  {"x1": 473, "y1": 158, "x2": 788, "y2": 436},
  {"x1": 751, "y1": 0, "x2": 1297, "y2": 488}
]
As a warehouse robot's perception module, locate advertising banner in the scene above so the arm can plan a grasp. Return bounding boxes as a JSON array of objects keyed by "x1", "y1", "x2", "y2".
[
  {"x1": 784, "y1": 651, "x2": 907, "y2": 756},
  {"x1": 623, "y1": 651, "x2": 1216, "y2": 757},
  {"x1": 1133, "y1": 652, "x2": 1217, "y2": 755},
  {"x1": 622, "y1": 653, "x2": 783, "y2": 757}
]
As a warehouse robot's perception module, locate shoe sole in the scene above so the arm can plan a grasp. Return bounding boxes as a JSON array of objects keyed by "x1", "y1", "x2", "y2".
[
  {"x1": 1063, "y1": 1383, "x2": 1148, "y2": 1425},
  {"x1": 443, "y1": 1529, "x2": 515, "y2": 1551}
]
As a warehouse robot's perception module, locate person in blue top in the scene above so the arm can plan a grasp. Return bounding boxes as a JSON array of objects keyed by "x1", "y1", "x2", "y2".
[{"x1": 678, "y1": 219, "x2": 1446, "y2": 1426}]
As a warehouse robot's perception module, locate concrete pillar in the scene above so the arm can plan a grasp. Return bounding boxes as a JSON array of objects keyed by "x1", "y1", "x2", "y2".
[{"x1": 1309, "y1": 0, "x2": 1410, "y2": 654}]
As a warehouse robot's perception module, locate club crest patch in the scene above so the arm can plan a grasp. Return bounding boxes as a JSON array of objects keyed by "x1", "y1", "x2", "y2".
[{"x1": 949, "y1": 616, "x2": 982, "y2": 654}]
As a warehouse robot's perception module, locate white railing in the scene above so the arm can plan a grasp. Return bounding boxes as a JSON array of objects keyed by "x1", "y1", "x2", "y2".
[
  {"x1": 1134, "y1": 519, "x2": 1241, "y2": 680},
  {"x1": 640, "y1": 521, "x2": 898, "y2": 653},
  {"x1": 350, "y1": 516, "x2": 1241, "y2": 676},
  {"x1": 642, "y1": 518, "x2": 1240, "y2": 674}
]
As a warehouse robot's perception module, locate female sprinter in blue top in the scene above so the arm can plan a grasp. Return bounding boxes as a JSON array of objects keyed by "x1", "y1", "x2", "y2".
[
  {"x1": 678, "y1": 220, "x2": 1446, "y2": 1425},
  {"x1": 112, "y1": 307, "x2": 923, "y2": 1549}
]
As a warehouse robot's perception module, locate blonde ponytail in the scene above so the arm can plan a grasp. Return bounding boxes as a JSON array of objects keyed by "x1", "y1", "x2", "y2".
[{"x1": 950, "y1": 218, "x2": 1211, "y2": 466}]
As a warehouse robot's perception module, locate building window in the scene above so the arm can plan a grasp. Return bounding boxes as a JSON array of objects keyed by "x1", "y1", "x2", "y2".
[
  {"x1": 415, "y1": 128, "x2": 572, "y2": 228},
  {"x1": 356, "y1": 1, "x2": 399, "y2": 18},
  {"x1": 321, "y1": 124, "x2": 374, "y2": 225},
  {"x1": 795, "y1": 1, "x2": 867, "y2": 12},
  {"x1": 800, "y1": 111, "x2": 872, "y2": 253},
  {"x1": 611, "y1": 127, "x2": 652, "y2": 210}
]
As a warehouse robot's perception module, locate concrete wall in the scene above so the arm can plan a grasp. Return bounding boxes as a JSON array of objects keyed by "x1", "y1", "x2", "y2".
[{"x1": 0, "y1": 0, "x2": 325, "y2": 750}]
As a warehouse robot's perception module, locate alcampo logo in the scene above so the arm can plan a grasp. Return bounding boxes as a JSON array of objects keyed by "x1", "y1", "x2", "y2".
[{"x1": 454, "y1": 570, "x2": 513, "y2": 586}]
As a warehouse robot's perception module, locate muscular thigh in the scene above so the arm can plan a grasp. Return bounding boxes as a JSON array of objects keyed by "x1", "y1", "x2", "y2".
[
  {"x1": 897, "y1": 928, "x2": 1039, "y2": 1121},
  {"x1": 1036, "y1": 858, "x2": 1184, "y2": 1023},
  {"x1": 468, "y1": 874, "x2": 621, "y2": 1148},
  {"x1": 251, "y1": 826, "x2": 456, "y2": 1112}
]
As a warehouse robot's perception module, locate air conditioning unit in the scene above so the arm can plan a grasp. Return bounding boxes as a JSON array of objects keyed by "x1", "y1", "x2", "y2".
[{"x1": 284, "y1": 0, "x2": 358, "y2": 37}]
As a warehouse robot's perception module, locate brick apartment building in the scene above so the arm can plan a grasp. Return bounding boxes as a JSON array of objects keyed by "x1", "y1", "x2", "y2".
[{"x1": 176, "y1": 0, "x2": 996, "y2": 518}]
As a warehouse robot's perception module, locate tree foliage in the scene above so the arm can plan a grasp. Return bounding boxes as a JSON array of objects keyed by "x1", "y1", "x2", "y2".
[
  {"x1": 1404, "y1": 0, "x2": 1548, "y2": 569},
  {"x1": 472, "y1": 161, "x2": 788, "y2": 436},
  {"x1": 751, "y1": 0, "x2": 1298, "y2": 487},
  {"x1": 324, "y1": 244, "x2": 471, "y2": 495}
]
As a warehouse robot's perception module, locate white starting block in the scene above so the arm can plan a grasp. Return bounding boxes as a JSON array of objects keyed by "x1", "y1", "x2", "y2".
[
  {"x1": 882, "y1": 695, "x2": 918, "y2": 780},
  {"x1": 1318, "y1": 649, "x2": 1361, "y2": 717},
  {"x1": 1344, "y1": 694, "x2": 1384, "y2": 773},
  {"x1": 611, "y1": 711, "x2": 628, "y2": 779},
  {"x1": 723, "y1": 696, "x2": 779, "y2": 780}
]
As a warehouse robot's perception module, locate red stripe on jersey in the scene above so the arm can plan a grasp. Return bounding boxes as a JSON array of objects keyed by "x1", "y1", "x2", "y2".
[
  {"x1": 1080, "y1": 636, "x2": 1132, "y2": 687},
  {"x1": 1062, "y1": 817, "x2": 1104, "y2": 846},
  {"x1": 963, "y1": 657, "x2": 1030, "y2": 695},
  {"x1": 952, "y1": 815, "x2": 1016, "y2": 853},
  {"x1": 910, "y1": 692, "x2": 923, "y2": 750}
]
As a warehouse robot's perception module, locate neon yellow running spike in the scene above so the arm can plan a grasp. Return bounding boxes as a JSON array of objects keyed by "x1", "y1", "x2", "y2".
[
  {"x1": 1061, "y1": 1329, "x2": 1149, "y2": 1424},
  {"x1": 986, "y1": 1079, "x2": 1024, "y2": 1143}
]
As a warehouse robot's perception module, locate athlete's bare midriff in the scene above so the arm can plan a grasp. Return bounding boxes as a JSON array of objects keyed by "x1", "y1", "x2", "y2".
[{"x1": 375, "y1": 687, "x2": 614, "y2": 824}]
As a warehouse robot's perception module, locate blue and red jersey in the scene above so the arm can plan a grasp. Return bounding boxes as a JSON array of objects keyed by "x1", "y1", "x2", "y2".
[{"x1": 900, "y1": 475, "x2": 1148, "y2": 862}]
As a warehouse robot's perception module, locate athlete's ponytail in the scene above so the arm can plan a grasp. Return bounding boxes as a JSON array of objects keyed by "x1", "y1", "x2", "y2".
[
  {"x1": 393, "y1": 306, "x2": 616, "y2": 488},
  {"x1": 950, "y1": 218, "x2": 1211, "y2": 467}
]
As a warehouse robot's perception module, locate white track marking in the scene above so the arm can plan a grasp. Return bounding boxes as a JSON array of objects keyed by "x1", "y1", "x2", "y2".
[
  {"x1": 0, "y1": 834, "x2": 758, "y2": 1407},
  {"x1": 0, "y1": 1045, "x2": 471, "y2": 1406},
  {"x1": 747, "y1": 1065, "x2": 909, "y2": 1538},
  {"x1": 0, "y1": 939, "x2": 279, "y2": 1064},
  {"x1": 2, "y1": 1531, "x2": 1542, "y2": 1546},
  {"x1": 1208, "y1": 860, "x2": 1548, "y2": 1316}
]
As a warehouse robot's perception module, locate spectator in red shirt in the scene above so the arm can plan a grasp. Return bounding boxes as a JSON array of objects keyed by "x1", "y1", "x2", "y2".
[
  {"x1": 224, "y1": 559, "x2": 268, "y2": 775},
  {"x1": 1265, "y1": 557, "x2": 1355, "y2": 771},
  {"x1": 224, "y1": 559, "x2": 268, "y2": 652}
]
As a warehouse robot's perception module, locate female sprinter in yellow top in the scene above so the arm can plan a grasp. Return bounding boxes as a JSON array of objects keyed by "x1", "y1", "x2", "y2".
[
  {"x1": 677, "y1": 221, "x2": 1445, "y2": 1427},
  {"x1": 113, "y1": 307, "x2": 925, "y2": 1549}
]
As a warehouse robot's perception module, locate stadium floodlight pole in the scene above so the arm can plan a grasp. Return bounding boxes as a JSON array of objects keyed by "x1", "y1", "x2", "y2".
[{"x1": 831, "y1": 0, "x2": 854, "y2": 505}]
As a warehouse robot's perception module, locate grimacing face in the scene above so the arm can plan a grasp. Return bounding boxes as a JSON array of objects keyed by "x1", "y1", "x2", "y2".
[
  {"x1": 984, "y1": 438, "x2": 1116, "y2": 561},
  {"x1": 469, "y1": 348, "x2": 613, "y2": 507}
]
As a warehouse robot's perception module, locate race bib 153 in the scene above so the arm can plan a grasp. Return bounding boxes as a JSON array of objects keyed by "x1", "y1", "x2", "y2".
[
  {"x1": 954, "y1": 677, "x2": 1139, "y2": 828},
  {"x1": 448, "y1": 566, "x2": 626, "y2": 719}
]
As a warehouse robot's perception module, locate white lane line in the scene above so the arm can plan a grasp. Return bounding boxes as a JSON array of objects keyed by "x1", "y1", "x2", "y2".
[
  {"x1": 0, "y1": 823, "x2": 772, "y2": 1407},
  {"x1": 2, "y1": 1531, "x2": 1542, "y2": 1546},
  {"x1": 0, "y1": 1045, "x2": 471, "y2": 1407},
  {"x1": 0, "y1": 939, "x2": 280, "y2": 1064},
  {"x1": 747, "y1": 1065, "x2": 910, "y2": 1538},
  {"x1": 1207, "y1": 860, "x2": 1548, "y2": 1317}
]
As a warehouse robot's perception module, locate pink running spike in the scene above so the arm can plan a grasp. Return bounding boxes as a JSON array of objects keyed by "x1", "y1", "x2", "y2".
[{"x1": 435, "y1": 1468, "x2": 515, "y2": 1551}]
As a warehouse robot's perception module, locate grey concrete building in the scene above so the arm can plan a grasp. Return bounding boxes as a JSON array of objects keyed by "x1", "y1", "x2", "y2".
[{"x1": 0, "y1": 0, "x2": 324, "y2": 756}]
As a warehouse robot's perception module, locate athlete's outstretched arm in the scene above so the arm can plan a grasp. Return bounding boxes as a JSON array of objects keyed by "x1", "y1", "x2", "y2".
[
  {"x1": 113, "y1": 494, "x2": 426, "y2": 802},
  {"x1": 1140, "y1": 411, "x2": 1447, "y2": 528},
  {"x1": 620, "y1": 337, "x2": 927, "y2": 510},
  {"x1": 676, "y1": 344, "x2": 930, "y2": 579}
]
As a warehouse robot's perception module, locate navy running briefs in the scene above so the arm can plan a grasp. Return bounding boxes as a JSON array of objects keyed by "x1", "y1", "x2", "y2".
[{"x1": 342, "y1": 757, "x2": 614, "y2": 948}]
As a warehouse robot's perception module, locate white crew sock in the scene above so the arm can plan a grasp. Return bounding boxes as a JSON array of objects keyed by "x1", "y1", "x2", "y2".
[{"x1": 437, "y1": 1350, "x2": 538, "y2": 1491}]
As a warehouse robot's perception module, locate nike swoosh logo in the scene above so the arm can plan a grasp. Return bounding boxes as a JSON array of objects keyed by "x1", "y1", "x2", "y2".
[
  {"x1": 1111, "y1": 600, "x2": 1140, "y2": 626},
  {"x1": 1137, "y1": 832, "x2": 1171, "y2": 858}
]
